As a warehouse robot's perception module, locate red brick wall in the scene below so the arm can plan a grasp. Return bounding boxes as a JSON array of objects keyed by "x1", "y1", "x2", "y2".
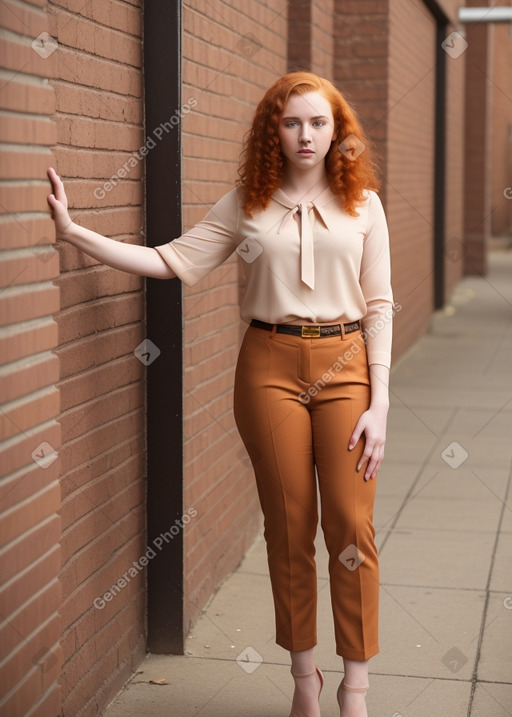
[
  {"x1": 47, "y1": 0, "x2": 147, "y2": 714},
  {"x1": 334, "y1": 0, "x2": 390, "y2": 203},
  {"x1": 311, "y1": 0, "x2": 334, "y2": 78},
  {"x1": 464, "y1": 0, "x2": 492, "y2": 275},
  {"x1": 0, "y1": 2, "x2": 63, "y2": 715},
  {"x1": 444, "y1": 14, "x2": 466, "y2": 299},
  {"x1": 288, "y1": 0, "x2": 311, "y2": 70},
  {"x1": 289, "y1": 0, "x2": 334, "y2": 76},
  {"x1": 181, "y1": 0, "x2": 288, "y2": 634},
  {"x1": 387, "y1": 0, "x2": 437, "y2": 359},
  {"x1": 491, "y1": 19, "x2": 512, "y2": 237}
]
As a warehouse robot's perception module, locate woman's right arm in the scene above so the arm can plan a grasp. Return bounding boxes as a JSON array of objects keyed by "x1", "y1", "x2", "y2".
[{"x1": 46, "y1": 167, "x2": 176, "y2": 280}]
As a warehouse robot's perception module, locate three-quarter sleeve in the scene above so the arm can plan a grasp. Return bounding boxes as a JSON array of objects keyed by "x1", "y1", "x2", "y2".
[
  {"x1": 155, "y1": 189, "x2": 240, "y2": 286},
  {"x1": 359, "y1": 191, "x2": 394, "y2": 368}
]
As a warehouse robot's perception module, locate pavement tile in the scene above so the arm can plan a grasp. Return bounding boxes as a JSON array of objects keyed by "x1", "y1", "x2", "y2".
[
  {"x1": 470, "y1": 681, "x2": 512, "y2": 716},
  {"x1": 372, "y1": 584, "x2": 486, "y2": 679},
  {"x1": 477, "y1": 591, "x2": 512, "y2": 684}
]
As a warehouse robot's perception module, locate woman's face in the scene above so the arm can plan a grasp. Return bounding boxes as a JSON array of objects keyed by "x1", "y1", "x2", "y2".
[{"x1": 277, "y1": 91, "x2": 336, "y2": 173}]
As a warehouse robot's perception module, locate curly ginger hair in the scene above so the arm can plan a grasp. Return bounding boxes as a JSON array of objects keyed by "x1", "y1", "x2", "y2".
[{"x1": 237, "y1": 72, "x2": 380, "y2": 217}]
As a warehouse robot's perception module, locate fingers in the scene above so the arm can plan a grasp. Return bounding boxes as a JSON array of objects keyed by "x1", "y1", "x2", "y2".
[
  {"x1": 47, "y1": 167, "x2": 62, "y2": 198},
  {"x1": 350, "y1": 409, "x2": 387, "y2": 481},
  {"x1": 353, "y1": 421, "x2": 384, "y2": 479},
  {"x1": 47, "y1": 166, "x2": 57, "y2": 192},
  {"x1": 348, "y1": 418, "x2": 364, "y2": 451},
  {"x1": 357, "y1": 441, "x2": 384, "y2": 481}
]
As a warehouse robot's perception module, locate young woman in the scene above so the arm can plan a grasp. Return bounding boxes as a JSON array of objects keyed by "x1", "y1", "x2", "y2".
[{"x1": 47, "y1": 71, "x2": 393, "y2": 717}]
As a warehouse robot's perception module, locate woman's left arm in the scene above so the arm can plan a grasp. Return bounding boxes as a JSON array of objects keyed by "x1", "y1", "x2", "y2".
[{"x1": 349, "y1": 363, "x2": 390, "y2": 481}]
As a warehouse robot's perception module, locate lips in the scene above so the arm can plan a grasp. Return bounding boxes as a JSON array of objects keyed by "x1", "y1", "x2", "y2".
[{"x1": 298, "y1": 149, "x2": 314, "y2": 155}]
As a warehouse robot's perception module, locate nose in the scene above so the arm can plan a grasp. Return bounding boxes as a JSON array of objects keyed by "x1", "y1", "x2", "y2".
[{"x1": 299, "y1": 123, "x2": 312, "y2": 143}]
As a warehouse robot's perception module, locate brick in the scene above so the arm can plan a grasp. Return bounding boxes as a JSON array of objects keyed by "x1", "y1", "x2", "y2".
[
  {"x1": 0, "y1": 148, "x2": 56, "y2": 180},
  {"x1": 56, "y1": 293, "x2": 144, "y2": 345},
  {"x1": 0, "y1": 75, "x2": 55, "y2": 116},
  {"x1": 0, "y1": 350, "x2": 59, "y2": 409},
  {"x1": 0, "y1": 482, "x2": 60, "y2": 553},
  {"x1": 339, "y1": 0, "x2": 388, "y2": 13},
  {"x1": 53, "y1": 47, "x2": 142, "y2": 97},
  {"x1": 57, "y1": 323, "x2": 144, "y2": 377},
  {"x1": 0, "y1": 422, "x2": 61, "y2": 482},
  {"x1": 0, "y1": 215, "x2": 55, "y2": 251},
  {"x1": 58, "y1": 435, "x2": 144, "y2": 504},
  {"x1": 59, "y1": 535, "x2": 145, "y2": 627},
  {"x1": 54, "y1": 115, "x2": 143, "y2": 151},
  {"x1": 22, "y1": 0, "x2": 47, "y2": 8},
  {"x1": 61, "y1": 631, "x2": 140, "y2": 717},
  {"x1": 336, "y1": 18, "x2": 388, "y2": 39},
  {"x1": 0, "y1": 658, "x2": 61, "y2": 717},
  {"x1": 0, "y1": 317, "x2": 58, "y2": 365},
  {"x1": 0, "y1": 250, "x2": 59, "y2": 289},
  {"x1": 0, "y1": 283, "x2": 60, "y2": 328},
  {"x1": 0, "y1": 182, "x2": 57, "y2": 215},
  {"x1": 60, "y1": 460, "x2": 144, "y2": 563},
  {"x1": 0, "y1": 545, "x2": 60, "y2": 618},
  {"x1": 58, "y1": 411, "x2": 143, "y2": 475},
  {"x1": 49, "y1": 0, "x2": 142, "y2": 36},
  {"x1": 51, "y1": 145, "x2": 144, "y2": 181},
  {"x1": 0, "y1": 35, "x2": 55, "y2": 79},
  {"x1": 0, "y1": 579, "x2": 61, "y2": 660},
  {"x1": 0, "y1": 515, "x2": 61, "y2": 584},
  {"x1": 59, "y1": 356, "x2": 142, "y2": 411},
  {"x1": 26, "y1": 684, "x2": 62, "y2": 717},
  {"x1": 0, "y1": 113, "x2": 57, "y2": 145},
  {"x1": 59, "y1": 384, "x2": 143, "y2": 442},
  {"x1": 53, "y1": 12, "x2": 142, "y2": 67},
  {"x1": 0, "y1": 0, "x2": 48, "y2": 37},
  {"x1": 53, "y1": 83, "x2": 142, "y2": 124}
]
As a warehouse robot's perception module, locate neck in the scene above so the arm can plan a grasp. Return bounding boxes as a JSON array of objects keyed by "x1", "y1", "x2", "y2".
[{"x1": 280, "y1": 165, "x2": 329, "y2": 202}]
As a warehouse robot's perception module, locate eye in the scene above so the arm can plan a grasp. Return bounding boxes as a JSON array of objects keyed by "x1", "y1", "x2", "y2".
[
  {"x1": 313, "y1": 120, "x2": 326, "y2": 127},
  {"x1": 284, "y1": 121, "x2": 299, "y2": 127}
]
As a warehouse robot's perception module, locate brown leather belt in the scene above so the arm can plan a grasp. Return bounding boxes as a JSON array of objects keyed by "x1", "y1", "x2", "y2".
[{"x1": 250, "y1": 319, "x2": 361, "y2": 338}]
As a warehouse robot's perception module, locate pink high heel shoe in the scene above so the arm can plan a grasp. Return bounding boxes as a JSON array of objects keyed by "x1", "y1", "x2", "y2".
[
  {"x1": 289, "y1": 665, "x2": 324, "y2": 716},
  {"x1": 337, "y1": 677, "x2": 369, "y2": 716}
]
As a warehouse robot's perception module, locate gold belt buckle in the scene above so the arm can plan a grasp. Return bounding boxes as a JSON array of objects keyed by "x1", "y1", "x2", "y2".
[{"x1": 301, "y1": 325, "x2": 321, "y2": 338}]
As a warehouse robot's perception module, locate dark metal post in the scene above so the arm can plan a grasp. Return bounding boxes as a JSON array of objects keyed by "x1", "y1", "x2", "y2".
[
  {"x1": 434, "y1": 19, "x2": 447, "y2": 309},
  {"x1": 422, "y1": 0, "x2": 449, "y2": 309},
  {"x1": 143, "y1": 0, "x2": 184, "y2": 653}
]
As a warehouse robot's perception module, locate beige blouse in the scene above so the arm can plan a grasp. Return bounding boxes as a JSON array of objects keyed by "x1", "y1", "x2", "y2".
[{"x1": 155, "y1": 183, "x2": 394, "y2": 368}]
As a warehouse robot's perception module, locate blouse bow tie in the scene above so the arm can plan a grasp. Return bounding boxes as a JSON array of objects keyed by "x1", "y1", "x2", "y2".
[
  {"x1": 278, "y1": 200, "x2": 329, "y2": 290},
  {"x1": 296, "y1": 202, "x2": 315, "y2": 290}
]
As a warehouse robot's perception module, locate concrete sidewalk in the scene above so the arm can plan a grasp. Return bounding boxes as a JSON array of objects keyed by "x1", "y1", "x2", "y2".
[{"x1": 103, "y1": 250, "x2": 512, "y2": 717}]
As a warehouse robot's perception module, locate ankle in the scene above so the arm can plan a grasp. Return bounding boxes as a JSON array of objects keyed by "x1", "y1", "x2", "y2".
[{"x1": 341, "y1": 677, "x2": 369, "y2": 692}]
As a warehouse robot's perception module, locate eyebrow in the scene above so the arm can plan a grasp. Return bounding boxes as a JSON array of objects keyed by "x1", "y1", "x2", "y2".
[{"x1": 281, "y1": 115, "x2": 330, "y2": 121}]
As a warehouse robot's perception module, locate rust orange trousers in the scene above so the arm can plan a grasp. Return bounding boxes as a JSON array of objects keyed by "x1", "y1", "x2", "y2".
[{"x1": 233, "y1": 323, "x2": 379, "y2": 660}]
